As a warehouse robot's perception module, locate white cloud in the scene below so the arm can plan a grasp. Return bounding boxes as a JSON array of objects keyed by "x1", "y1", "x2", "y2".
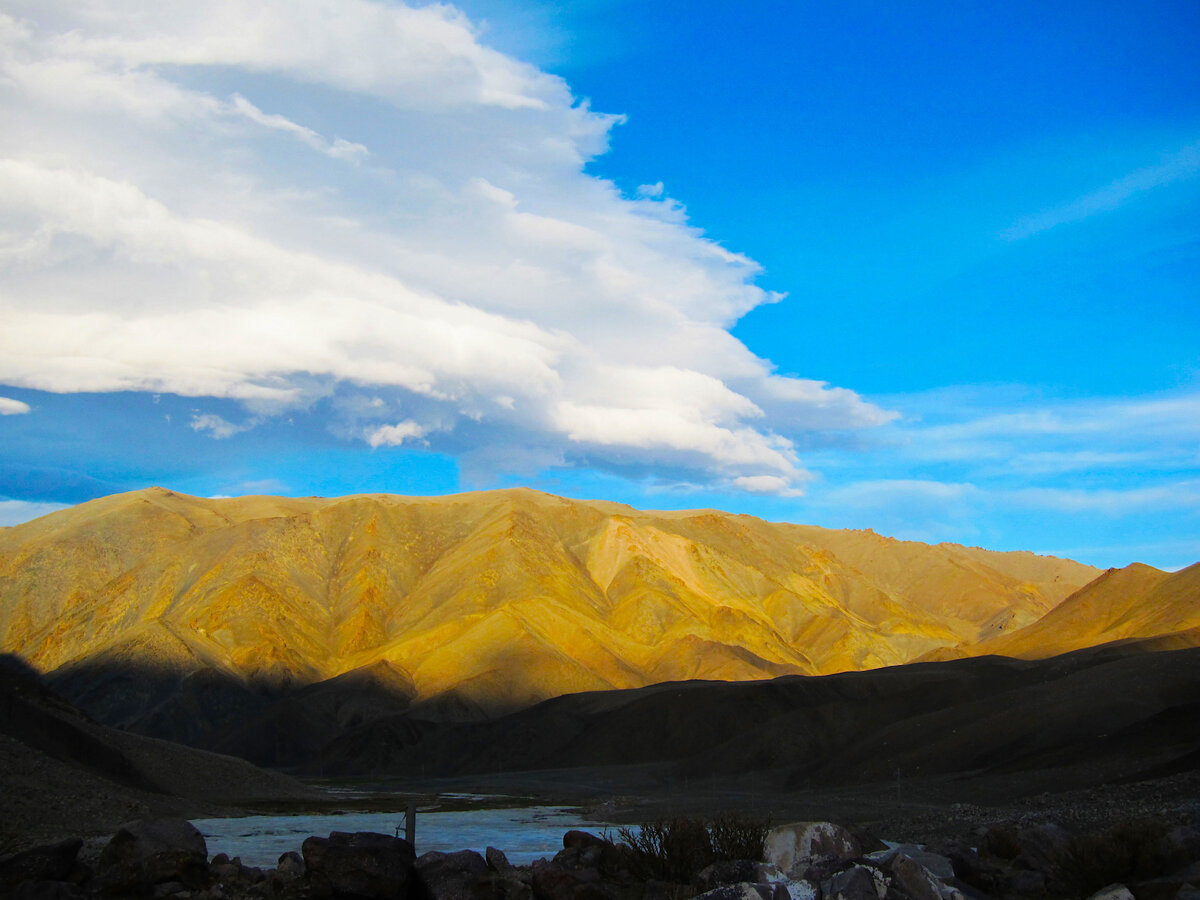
[
  {"x1": 895, "y1": 388, "x2": 1200, "y2": 473},
  {"x1": 0, "y1": 498, "x2": 69, "y2": 525},
  {"x1": 229, "y1": 94, "x2": 369, "y2": 161},
  {"x1": 0, "y1": 0, "x2": 893, "y2": 495},
  {"x1": 367, "y1": 419, "x2": 428, "y2": 447},
  {"x1": 0, "y1": 396, "x2": 30, "y2": 414},
  {"x1": 1003, "y1": 138, "x2": 1200, "y2": 239},
  {"x1": 731, "y1": 474, "x2": 804, "y2": 496},
  {"x1": 190, "y1": 413, "x2": 256, "y2": 439},
  {"x1": 1008, "y1": 481, "x2": 1200, "y2": 515}
]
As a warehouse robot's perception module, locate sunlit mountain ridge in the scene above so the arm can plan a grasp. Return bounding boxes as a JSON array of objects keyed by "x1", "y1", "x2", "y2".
[{"x1": 0, "y1": 486, "x2": 1110, "y2": 718}]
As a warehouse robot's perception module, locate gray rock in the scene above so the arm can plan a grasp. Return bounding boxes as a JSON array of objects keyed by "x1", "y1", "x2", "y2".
[
  {"x1": 416, "y1": 848, "x2": 492, "y2": 900},
  {"x1": 641, "y1": 881, "x2": 697, "y2": 900},
  {"x1": 487, "y1": 847, "x2": 515, "y2": 873},
  {"x1": 764, "y1": 823, "x2": 861, "y2": 876},
  {"x1": 1085, "y1": 885, "x2": 1134, "y2": 900},
  {"x1": 10, "y1": 881, "x2": 87, "y2": 899},
  {"x1": 302, "y1": 830, "x2": 416, "y2": 899},
  {"x1": 531, "y1": 866, "x2": 622, "y2": 900},
  {"x1": 828, "y1": 865, "x2": 883, "y2": 900},
  {"x1": 277, "y1": 850, "x2": 304, "y2": 878},
  {"x1": 889, "y1": 853, "x2": 963, "y2": 900},
  {"x1": 696, "y1": 861, "x2": 786, "y2": 892},
  {"x1": 99, "y1": 817, "x2": 209, "y2": 890},
  {"x1": 0, "y1": 837, "x2": 83, "y2": 889},
  {"x1": 564, "y1": 831, "x2": 609, "y2": 851},
  {"x1": 691, "y1": 883, "x2": 788, "y2": 900}
]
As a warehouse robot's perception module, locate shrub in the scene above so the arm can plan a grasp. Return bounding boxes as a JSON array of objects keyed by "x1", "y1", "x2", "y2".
[
  {"x1": 1051, "y1": 819, "x2": 1175, "y2": 898},
  {"x1": 617, "y1": 813, "x2": 772, "y2": 883}
]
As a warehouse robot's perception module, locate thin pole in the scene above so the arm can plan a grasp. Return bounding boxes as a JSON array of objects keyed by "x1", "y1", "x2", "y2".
[{"x1": 405, "y1": 802, "x2": 417, "y2": 848}]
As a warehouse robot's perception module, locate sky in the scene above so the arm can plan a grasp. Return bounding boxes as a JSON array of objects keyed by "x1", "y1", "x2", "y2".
[{"x1": 1, "y1": 0, "x2": 1198, "y2": 569}]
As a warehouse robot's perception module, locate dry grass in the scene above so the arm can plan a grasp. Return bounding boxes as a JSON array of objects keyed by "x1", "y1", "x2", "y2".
[
  {"x1": 616, "y1": 813, "x2": 772, "y2": 883},
  {"x1": 1051, "y1": 819, "x2": 1178, "y2": 898}
]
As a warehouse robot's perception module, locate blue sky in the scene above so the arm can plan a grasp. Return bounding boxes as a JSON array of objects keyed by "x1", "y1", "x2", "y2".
[{"x1": 1, "y1": 1, "x2": 1198, "y2": 569}]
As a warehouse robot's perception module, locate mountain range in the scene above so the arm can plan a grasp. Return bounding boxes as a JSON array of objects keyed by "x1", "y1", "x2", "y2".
[{"x1": 1, "y1": 486, "x2": 1196, "y2": 769}]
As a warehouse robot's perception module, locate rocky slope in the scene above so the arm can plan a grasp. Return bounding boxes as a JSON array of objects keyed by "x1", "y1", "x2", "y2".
[
  {"x1": 0, "y1": 655, "x2": 322, "y2": 848},
  {"x1": 0, "y1": 487, "x2": 1098, "y2": 725}
]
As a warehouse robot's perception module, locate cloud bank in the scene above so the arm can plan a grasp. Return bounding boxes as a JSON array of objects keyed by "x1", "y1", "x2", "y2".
[{"x1": 0, "y1": 0, "x2": 892, "y2": 493}]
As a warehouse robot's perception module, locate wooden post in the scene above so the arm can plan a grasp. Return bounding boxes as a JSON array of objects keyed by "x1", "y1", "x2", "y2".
[{"x1": 405, "y1": 802, "x2": 417, "y2": 848}]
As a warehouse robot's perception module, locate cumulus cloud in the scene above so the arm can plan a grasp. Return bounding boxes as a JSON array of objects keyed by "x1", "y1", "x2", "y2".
[
  {"x1": 0, "y1": 397, "x2": 30, "y2": 414},
  {"x1": 0, "y1": 0, "x2": 893, "y2": 494},
  {"x1": 367, "y1": 419, "x2": 428, "y2": 447}
]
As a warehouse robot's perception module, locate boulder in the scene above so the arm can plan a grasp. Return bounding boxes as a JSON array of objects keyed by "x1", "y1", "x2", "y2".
[
  {"x1": 487, "y1": 847, "x2": 515, "y2": 873},
  {"x1": 10, "y1": 881, "x2": 87, "y2": 899},
  {"x1": 416, "y1": 849, "x2": 491, "y2": 900},
  {"x1": 0, "y1": 837, "x2": 83, "y2": 889},
  {"x1": 302, "y1": 830, "x2": 416, "y2": 899},
  {"x1": 696, "y1": 861, "x2": 786, "y2": 893},
  {"x1": 565, "y1": 832, "x2": 609, "y2": 851},
  {"x1": 492, "y1": 874, "x2": 535, "y2": 900},
  {"x1": 277, "y1": 850, "x2": 305, "y2": 878},
  {"x1": 931, "y1": 840, "x2": 981, "y2": 885},
  {"x1": 690, "y1": 884, "x2": 788, "y2": 900},
  {"x1": 641, "y1": 881, "x2": 697, "y2": 900},
  {"x1": 888, "y1": 853, "x2": 964, "y2": 900},
  {"x1": 1085, "y1": 886, "x2": 1135, "y2": 900},
  {"x1": 795, "y1": 853, "x2": 846, "y2": 885},
  {"x1": 532, "y1": 865, "x2": 620, "y2": 900},
  {"x1": 827, "y1": 865, "x2": 882, "y2": 900},
  {"x1": 764, "y1": 823, "x2": 860, "y2": 876},
  {"x1": 98, "y1": 818, "x2": 209, "y2": 891}
]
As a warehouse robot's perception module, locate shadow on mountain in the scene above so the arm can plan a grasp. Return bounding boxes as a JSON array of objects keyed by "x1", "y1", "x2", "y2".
[
  {"x1": 34, "y1": 641, "x2": 1200, "y2": 802},
  {"x1": 46, "y1": 657, "x2": 424, "y2": 767},
  {"x1": 0, "y1": 654, "x2": 323, "y2": 845},
  {"x1": 312, "y1": 641, "x2": 1200, "y2": 800}
]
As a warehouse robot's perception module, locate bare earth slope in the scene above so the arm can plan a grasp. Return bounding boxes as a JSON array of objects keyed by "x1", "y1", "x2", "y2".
[
  {"x1": 0, "y1": 656, "x2": 321, "y2": 847},
  {"x1": 0, "y1": 487, "x2": 1100, "y2": 724},
  {"x1": 925, "y1": 561, "x2": 1200, "y2": 662}
]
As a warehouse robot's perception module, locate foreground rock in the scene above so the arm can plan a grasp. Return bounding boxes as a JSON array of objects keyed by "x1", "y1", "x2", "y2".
[
  {"x1": 302, "y1": 830, "x2": 417, "y2": 899},
  {"x1": 4, "y1": 812, "x2": 1200, "y2": 899},
  {"x1": 95, "y1": 818, "x2": 210, "y2": 894}
]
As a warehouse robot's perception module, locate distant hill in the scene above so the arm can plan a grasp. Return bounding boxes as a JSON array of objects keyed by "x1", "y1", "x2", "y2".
[
  {"x1": 310, "y1": 643, "x2": 1200, "y2": 800},
  {"x1": 923, "y1": 561, "x2": 1200, "y2": 662},
  {"x1": 0, "y1": 487, "x2": 1099, "y2": 730}
]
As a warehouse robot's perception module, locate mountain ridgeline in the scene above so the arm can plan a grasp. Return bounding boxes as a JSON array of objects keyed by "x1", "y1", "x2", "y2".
[{"x1": 1, "y1": 486, "x2": 1196, "y2": 772}]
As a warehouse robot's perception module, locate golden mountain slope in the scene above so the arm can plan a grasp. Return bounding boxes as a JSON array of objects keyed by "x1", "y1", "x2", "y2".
[
  {"x1": 926, "y1": 561, "x2": 1200, "y2": 661},
  {"x1": 0, "y1": 487, "x2": 1100, "y2": 714}
]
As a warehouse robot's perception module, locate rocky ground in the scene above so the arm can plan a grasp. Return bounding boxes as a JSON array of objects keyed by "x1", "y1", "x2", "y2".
[{"x1": 4, "y1": 802, "x2": 1200, "y2": 900}]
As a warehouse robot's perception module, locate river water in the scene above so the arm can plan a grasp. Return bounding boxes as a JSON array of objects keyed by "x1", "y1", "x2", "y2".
[{"x1": 192, "y1": 802, "x2": 616, "y2": 868}]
